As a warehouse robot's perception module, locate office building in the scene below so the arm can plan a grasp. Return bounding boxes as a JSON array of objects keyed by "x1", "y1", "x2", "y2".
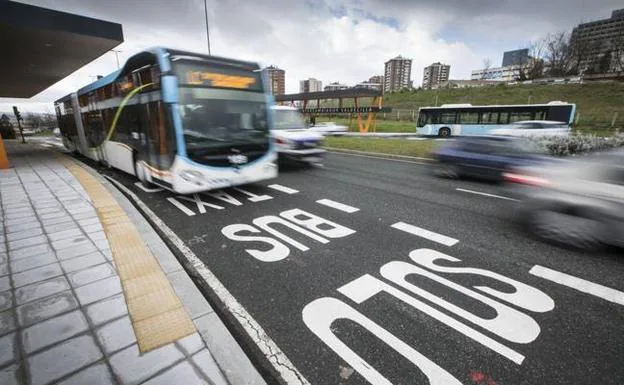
[
  {"x1": 299, "y1": 78, "x2": 323, "y2": 93},
  {"x1": 263, "y1": 65, "x2": 285, "y2": 95},
  {"x1": 422, "y1": 62, "x2": 451, "y2": 89},
  {"x1": 384, "y1": 56, "x2": 412, "y2": 93},
  {"x1": 324, "y1": 82, "x2": 349, "y2": 92},
  {"x1": 502, "y1": 49, "x2": 530, "y2": 67},
  {"x1": 471, "y1": 65, "x2": 523, "y2": 81},
  {"x1": 570, "y1": 9, "x2": 624, "y2": 73}
]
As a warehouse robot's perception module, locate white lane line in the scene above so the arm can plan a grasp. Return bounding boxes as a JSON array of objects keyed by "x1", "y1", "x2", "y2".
[
  {"x1": 267, "y1": 184, "x2": 299, "y2": 194},
  {"x1": 166, "y1": 197, "x2": 196, "y2": 216},
  {"x1": 316, "y1": 199, "x2": 360, "y2": 213},
  {"x1": 530, "y1": 265, "x2": 624, "y2": 306},
  {"x1": 326, "y1": 150, "x2": 430, "y2": 164},
  {"x1": 105, "y1": 176, "x2": 310, "y2": 385},
  {"x1": 456, "y1": 188, "x2": 518, "y2": 201},
  {"x1": 391, "y1": 222, "x2": 459, "y2": 247}
]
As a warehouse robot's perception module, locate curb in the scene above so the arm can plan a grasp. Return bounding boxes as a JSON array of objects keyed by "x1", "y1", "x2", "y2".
[
  {"x1": 324, "y1": 146, "x2": 434, "y2": 161},
  {"x1": 63, "y1": 155, "x2": 273, "y2": 385}
]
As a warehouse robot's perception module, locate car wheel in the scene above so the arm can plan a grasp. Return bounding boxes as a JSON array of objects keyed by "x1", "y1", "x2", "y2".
[
  {"x1": 433, "y1": 162, "x2": 460, "y2": 179},
  {"x1": 527, "y1": 209, "x2": 605, "y2": 250},
  {"x1": 438, "y1": 127, "x2": 451, "y2": 138}
]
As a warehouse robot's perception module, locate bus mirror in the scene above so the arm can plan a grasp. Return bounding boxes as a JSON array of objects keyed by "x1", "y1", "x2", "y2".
[{"x1": 161, "y1": 76, "x2": 179, "y2": 103}]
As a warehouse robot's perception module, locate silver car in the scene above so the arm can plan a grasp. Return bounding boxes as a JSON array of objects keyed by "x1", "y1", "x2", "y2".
[{"x1": 504, "y1": 148, "x2": 624, "y2": 250}]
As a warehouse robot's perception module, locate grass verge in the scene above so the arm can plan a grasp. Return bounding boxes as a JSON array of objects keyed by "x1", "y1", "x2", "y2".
[{"x1": 324, "y1": 137, "x2": 439, "y2": 158}]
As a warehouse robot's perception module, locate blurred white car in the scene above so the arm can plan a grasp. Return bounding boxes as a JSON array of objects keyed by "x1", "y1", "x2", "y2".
[
  {"x1": 490, "y1": 120, "x2": 571, "y2": 138},
  {"x1": 271, "y1": 106, "x2": 325, "y2": 165},
  {"x1": 53, "y1": 128, "x2": 61, "y2": 137},
  {"x1": 308, "y1": 121, "x2": 348, "y2": 136}
]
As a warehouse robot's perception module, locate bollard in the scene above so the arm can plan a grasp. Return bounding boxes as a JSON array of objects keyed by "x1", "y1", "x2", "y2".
[{"x1": 0, "y1": 134, "x2": 10, "y2": 169}]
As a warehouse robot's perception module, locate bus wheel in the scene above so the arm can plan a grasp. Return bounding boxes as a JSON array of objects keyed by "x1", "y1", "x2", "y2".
[
  {"x1": 134, "y1": 159, "x2": 151, "y2": 187},
  {"x1": 438, "y1": 127, "x2": 451, "y2": 138}
]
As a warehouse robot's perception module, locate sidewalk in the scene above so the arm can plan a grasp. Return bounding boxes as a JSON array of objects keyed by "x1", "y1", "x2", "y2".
[{"x1": 0, "y1": 141, "x2": 266, "y2": 385}]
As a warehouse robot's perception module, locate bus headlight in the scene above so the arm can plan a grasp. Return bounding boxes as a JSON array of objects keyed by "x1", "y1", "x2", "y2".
[{"x1": 180, "y1": 170, "x2": 204, "y2": 184}]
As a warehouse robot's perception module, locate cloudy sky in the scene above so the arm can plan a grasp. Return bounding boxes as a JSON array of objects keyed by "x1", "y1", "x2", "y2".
[{"x1": 1, "y1": 0, "x2": 621, "y2": 113}]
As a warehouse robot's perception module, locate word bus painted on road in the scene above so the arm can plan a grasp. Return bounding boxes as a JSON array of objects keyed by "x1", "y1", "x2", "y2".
[{"x1": 222, "y1": 208, "x2": 356, "y2": 262}]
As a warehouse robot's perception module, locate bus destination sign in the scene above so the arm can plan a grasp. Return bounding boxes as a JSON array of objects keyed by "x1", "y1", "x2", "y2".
[{"x1": 186, "y1": 71, "x2": 257, "y2": 90}]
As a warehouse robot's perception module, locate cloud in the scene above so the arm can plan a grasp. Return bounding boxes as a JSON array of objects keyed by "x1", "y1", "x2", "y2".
[{"x1": 2, "y1": 0, "x2": 622, "y2": 113}]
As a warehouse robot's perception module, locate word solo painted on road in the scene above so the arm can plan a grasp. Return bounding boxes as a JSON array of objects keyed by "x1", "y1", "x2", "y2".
[{"x1": 219, "y1": 201, "x2": 556, "y2": 385}]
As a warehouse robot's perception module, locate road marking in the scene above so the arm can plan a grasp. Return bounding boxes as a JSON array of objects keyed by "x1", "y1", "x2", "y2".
[
  {"x1": 105, "y1": 176, "x2": 310, "y2": 385},
  {"x1": 166, "y1": 197, "x2": 196, "y2": 216},
  {"x1": 456, "y1": 188, "x2": 518, "y2": 201},
  {"x1": 391, "y1": 222, "x2": 459, "y2": 247},
  {"x1": 327, "y1": 150, "x2": 429, "y2": 165},
  {"x1": 134, "y1": 182, "x2": 164, "y2": 193},
  {"x1": 316, "y1": 199, "x2": 359, "y2": 213},
  {"x1": 268, "y1": 184, "x2": 299, "y2": 194},
  {"x1": 530, "y1": 265, "x2": 624, "y2": 306}
]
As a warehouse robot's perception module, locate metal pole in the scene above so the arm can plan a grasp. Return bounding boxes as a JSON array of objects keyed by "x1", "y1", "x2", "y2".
[
  {"x1": 204, "y1": 0, "x2": 212, "y2": 55},
  {"x1": 110, "y1": 50, "x2": 121, "y2": 69}
]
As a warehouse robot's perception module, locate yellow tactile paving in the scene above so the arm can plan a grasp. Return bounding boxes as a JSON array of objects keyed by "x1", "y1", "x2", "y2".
[
  {"x1": 134, "y1": 308, "x2": 196, "y2": 352},
  {"x1": 58, "y1": 157, "x2": 196, "y2": 353}
]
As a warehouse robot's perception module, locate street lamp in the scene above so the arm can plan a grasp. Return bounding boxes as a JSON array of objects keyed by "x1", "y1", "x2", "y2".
[
  {"x1": 204, "y1": 0, "x2": 212, "y2": 55},
  {"x1": 110, "y1": 49, "x2": 122, "y2": 69}
]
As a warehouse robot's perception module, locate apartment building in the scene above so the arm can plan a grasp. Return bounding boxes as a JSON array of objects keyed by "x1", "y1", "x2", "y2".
[
  {"x1": 299, "y1": 78, "x2": 322, "y2": 93},
  {"x1": 384, "y1": 56, "x2": 412, "y2": 92},
  {"x1": 263, "y1": 65, "x2": 285, "y2": 95},
  {"x1": 422, "y1": 62, "x2": 450, "y2": 89}
]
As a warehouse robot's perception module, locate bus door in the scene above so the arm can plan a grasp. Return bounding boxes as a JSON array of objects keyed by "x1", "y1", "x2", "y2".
[{"x1": 140, "y1": 100, "x2": 173, "y2": 174}]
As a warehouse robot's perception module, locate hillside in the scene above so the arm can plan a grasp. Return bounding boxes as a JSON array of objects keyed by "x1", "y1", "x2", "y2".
[{"x1": 320, "y1": 82, "x2": 624, "y2": 131}]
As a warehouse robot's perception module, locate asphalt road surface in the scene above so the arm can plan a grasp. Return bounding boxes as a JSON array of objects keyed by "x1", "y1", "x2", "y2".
[{"x1": 97, "y1": 151, "x2": 624, "y2": 385}]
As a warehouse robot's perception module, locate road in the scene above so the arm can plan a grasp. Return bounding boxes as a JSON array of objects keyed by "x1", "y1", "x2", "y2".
[{"x1": 95, "y1": 150, "x2": 624, "y2": 385}]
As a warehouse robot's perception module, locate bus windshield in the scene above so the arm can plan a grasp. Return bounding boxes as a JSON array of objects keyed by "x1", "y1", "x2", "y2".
[
  {"x1": 172, "y1": 59, "x2": 269, "y2": 151},
  {"x1": 177, "y1": 87, "x2": 269, "y2": 150}
]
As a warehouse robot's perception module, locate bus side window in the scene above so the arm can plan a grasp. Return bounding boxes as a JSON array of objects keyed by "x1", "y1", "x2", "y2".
[{"x1": 498, "y1": 112, "x2": 510, "y2": 125}]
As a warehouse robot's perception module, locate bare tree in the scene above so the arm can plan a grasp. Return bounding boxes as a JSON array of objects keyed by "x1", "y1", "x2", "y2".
[
  {"x1": 520, "y1": 38, "x2": 547, "y2": 80},
  {"x1": 544, "y1": 32, "x2": 573, "y2": 77},
  {"x1": 568, "y1": 35, "x2": 599, "y2": 75},
  {"x1": 611, "y1": 35, "x2": 624, "y2": 73},
  {"x1": 481, "y1": 58, "x2": 492, "y2": 80}
]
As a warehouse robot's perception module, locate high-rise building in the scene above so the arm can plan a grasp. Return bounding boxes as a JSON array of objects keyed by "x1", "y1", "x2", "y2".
[
  {"x1": 570, "y1": 9, "x2": 624, "y2": 73},
  {"x1": 502, "y1": 49, "x2": 530, "y2": 67},
  {"x1": 324, "y1": 82, "x2": 349, "y2": 92},
  {"x1": 383, "y1": 56, "x2": 412, "y2": 93},
  {"x1": 299, "y1": 78, "x2": 323, "y2": 93},
  {"x1": 369, "y1": 75, "x2": 384, "y2": 85},
  {"x1": 422, "y1": 62, "x2": 450, "y2": 89},
  {"x1": 263, "y1": 65, "x2": 285, "y2": 95}
]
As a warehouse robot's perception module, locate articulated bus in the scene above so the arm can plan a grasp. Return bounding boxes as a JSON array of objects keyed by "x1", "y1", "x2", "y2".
[
  {"x1": 55, "y1": 47, "x2": 277, "y2": 194},
  {"x1": 416, "y1": 101, "x2": 576, "y2": 137}
]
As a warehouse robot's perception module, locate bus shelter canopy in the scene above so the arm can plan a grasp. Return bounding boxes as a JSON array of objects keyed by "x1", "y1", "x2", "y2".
[{"x1": 0, "y1": 1, "x2": 123, "y2": 98}]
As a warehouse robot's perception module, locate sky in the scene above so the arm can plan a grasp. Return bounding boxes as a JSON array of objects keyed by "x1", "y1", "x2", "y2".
[{"x1": 1, "y1": 0, "x2": 622, "y2": 113}]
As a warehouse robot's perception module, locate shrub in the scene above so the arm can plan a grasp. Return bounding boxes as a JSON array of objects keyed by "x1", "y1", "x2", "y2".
[
  {"x1": 526, "y1": 132, "x2": 624, "y2": 156},
  {"x1": 0, "y1": 125, "x2": 16, "y2": 140}
]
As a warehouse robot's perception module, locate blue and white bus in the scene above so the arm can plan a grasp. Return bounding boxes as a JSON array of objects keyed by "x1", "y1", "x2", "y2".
[
  {"x1": 416, "y1": 101, "x2": 576, "y2": 137},
  {"x1": 55, "y1": 47, "x2": 277, "y2": 194}
]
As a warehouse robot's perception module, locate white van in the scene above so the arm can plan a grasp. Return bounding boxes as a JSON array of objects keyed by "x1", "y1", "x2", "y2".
[{"x1": 271, "y1": 106, "x2": 326, "y2": 165}]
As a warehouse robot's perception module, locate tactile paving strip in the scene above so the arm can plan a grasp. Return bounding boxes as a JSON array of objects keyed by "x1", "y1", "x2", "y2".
[{"x1": 59, "y1": 157, "x2": 196, "y2": 352}]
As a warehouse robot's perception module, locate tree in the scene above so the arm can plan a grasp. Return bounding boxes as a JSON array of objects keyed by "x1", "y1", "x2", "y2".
[
  {"x1": 0, "y1": 114, "x2": 16, "y2": 139},
  {"x1": 598, "y1": 50, "x2": 613, "y2": 73},
  {"x1": 25, "y1": 113, "x2": 42, "y2": 130},
  {"x1": 610, "y1": 35, "x2": 624, "y2": 73},
  {"x1": 544, "y1": 32, "x2": 574, "y2": 77},
  {"x1": 481, "y1": 58, "x2": 492, "y2": 80},
  {"x1": 568, "y1": 35, "x2": 599, "y2": 75},
  {"x1": 523, "y1": 38, "x2": 547, "y2": 80}
]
